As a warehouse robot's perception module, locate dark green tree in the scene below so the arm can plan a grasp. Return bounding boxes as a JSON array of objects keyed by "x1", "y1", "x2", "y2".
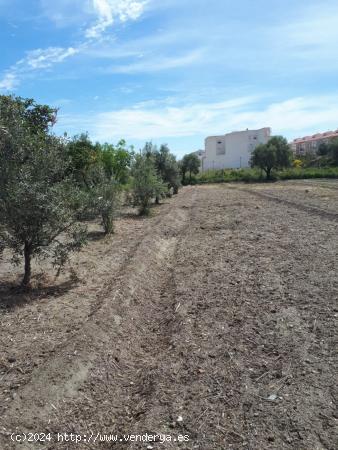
[
  {"x1": 251, "y1": 144, "x2": 277, "y2": 180},
  {"x1": 0, "y1": 94, "x2": 57, "y2": 134},
  {"x1": 67, "y1": 133, "x2": 101, "y2": 188},
  {"x1": 317, "y1": 142, "x2": 329, "y2": 156},
  {"x1": 268, "y1": 136, "x2": 292, "y2": 169},
  {"x1": 328, "y1": 138, "x2": 338, "y2": 165},
  {"x1": 251, "y1": 136, "x2": 291, "y2": 180},
  {"x1": 181, "y1": 153, "x2": 201, "y2": 183}
]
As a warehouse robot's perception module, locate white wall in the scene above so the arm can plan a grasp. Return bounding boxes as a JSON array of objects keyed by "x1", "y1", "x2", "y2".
[{"x1": 203, "y1": 128, "x2": 271, "y2": 171}]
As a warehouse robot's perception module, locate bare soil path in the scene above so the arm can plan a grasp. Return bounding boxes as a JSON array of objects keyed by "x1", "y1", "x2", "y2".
[{"x1": 0, "y1": 181, "x2": 337, "y2": 449}]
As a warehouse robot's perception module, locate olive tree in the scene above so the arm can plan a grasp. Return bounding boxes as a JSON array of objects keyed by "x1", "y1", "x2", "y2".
[
  {"x1": 251, "y1": 144, "x2": 277, "y2": 180},
  {"x1": 131, "y1": 153, "x2": 166, "y2": 215},
  {"x1": 181, "y1": 153, "x2": 201, "y2": 183},
  {"x1": 0, "y1": 227, "x2": 5, "y2": 260},
  {"x1": 269, "y1": 136, "x2": 292, "y2": 169},
  {"x1": 154, "y1": 144, "x2": 181, "y2": 195},
  {"x1": 143, "y1": 143, "x2": 181, "y2": 201},
  {"x1": 91, "y1": 178, "x2": 122, "y2": 234},
  {"x1": 0, "y1": 95, "x2": 87, "y2": 287},
  {"x1": 251, "y1": 136, "x2": 291, "y2": 180}
]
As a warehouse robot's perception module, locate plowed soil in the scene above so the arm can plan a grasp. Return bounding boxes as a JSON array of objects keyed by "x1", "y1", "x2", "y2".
[{"x1": 0, "y1": 180, "x2": 337, "y2": 450}]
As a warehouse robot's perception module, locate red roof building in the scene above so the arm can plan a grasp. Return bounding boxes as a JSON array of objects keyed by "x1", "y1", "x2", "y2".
[{"x1": 291, "y1": 129, "x2": 338, "y2": 156}]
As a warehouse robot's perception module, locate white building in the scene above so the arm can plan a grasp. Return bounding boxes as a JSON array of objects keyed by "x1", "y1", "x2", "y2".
[{"x1": 200, "y1": 127, "x2": 271, "y2": 171}]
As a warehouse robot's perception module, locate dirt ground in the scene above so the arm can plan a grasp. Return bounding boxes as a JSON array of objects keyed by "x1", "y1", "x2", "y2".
[{"x1": 0, "y1": 180, "x2": 337, "y2": 450}]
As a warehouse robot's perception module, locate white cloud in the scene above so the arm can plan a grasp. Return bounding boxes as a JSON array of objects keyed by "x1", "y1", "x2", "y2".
[
  {"x1": 283, "y1": 6, "x2": 338, "y2": 46},
  {"x1": 57, "y1": 94, "x2": 338, "y2": 143},
  {"x1": 106, "y1": 49, "x2": 203, "y2": 73},
  {"x1": 228, "y1": 97, "x2": 338, "y2": 135},
  {"x1": 86, "y1": 0, "x2": 148, "y2": 38},
  {"x1": 0, "y1": 72, "x2": 18, "y2": 90},
  {"x1": 0, "y1": 46, "x2": 79, "y2": 92},
  {"x1": 22, "y1": 47, "x2": 79, "y2": 69},
  {"x1": 40, "y1": 0, "x2": 92, "y2": 27},
  {"x1": 271, "y1": 4, "x2": 338, "y2": 65}
]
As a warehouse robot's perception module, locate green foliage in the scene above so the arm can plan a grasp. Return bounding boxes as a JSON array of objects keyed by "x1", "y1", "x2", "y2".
[
  {"x1": 278, "y1": 167, "x2": 338, "y2": 180},
  {"x1": 91, "y1": 179, "x2": 122, "y2": 234},
  {"x1": 131, "y1": 154, "x2": 166, "y2": 215},
  {"x1": 0, "y1": 95, "x2": 87, "y2": 287},
  {"x1": 317, "y1": 142, "x2": 329, "y2": 156},
  {"x1": 67, "y1": 136, "x2": 132, "y2": 233},
  {"x1": 144, "y1": 143, "x2": 181, "y2": 194},
  {"x1": 251, "y1": 136, "x2": 291, "y2": 179},
  {"x1": 251, "y1": 144, "x2": 277, "y2": 180},
  {"x1": 100, "y1": 140, "x2": 133, "y2": 184},
  {"x1": 192, "y1": 166, "x2": 338, "y2": 184},
  {"x1": 0, "y1": 94, "x2": 57, "y2": 134},
  {"x1": 269, "y1": 136, "x2": 292, "y2": 169},
  {"x1": 180, "y1": 153, "x2": 201, "y2": 183},
  {"x1": 67, "y1": 136, "x2": 133, "y2": 188},
  {"x1": 194, "y1": 168, "x2": 264, "y2": 184},
  {"x1": 67, "y1": 133, "x2": 101, "y2": 188},
  {"x1": 328, "y1": 138, "x2": 338, "y2": 165}
]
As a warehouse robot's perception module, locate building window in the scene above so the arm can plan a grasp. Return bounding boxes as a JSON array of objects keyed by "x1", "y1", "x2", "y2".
[{"x1": 216, "y1": 140, "x2": 225, "y2": 155}]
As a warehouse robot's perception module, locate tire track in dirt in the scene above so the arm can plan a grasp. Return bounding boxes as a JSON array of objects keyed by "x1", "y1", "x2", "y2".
[
  {"x1": 0, "y1": 232, "x2": 149, "y2": 445},
  {"x1": 110, "y1": 190, "x2": 200, "y2": 448},
  {"x1": 240, "y1": 188, "x2": 338, "y2": 221},
  {"x1": 50, "y1": 187, "x2": 198, "y2": 449}
]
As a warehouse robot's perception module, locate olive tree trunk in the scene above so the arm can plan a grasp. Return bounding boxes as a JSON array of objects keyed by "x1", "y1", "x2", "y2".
[{"x1": 22, "y1": 241, "x2": 32, "y2": 288}]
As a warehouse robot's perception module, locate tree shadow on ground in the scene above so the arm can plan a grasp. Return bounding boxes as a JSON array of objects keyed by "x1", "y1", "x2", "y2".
[
  {"x1": 87, "y1": 230, "x2": 107, "y2": 241},
  {"x1": 0, "y1": 276, "x2": 78, "y2": 311},
  {"x1": 120, "y1": 211, "x2": 149, "y2": 221}
]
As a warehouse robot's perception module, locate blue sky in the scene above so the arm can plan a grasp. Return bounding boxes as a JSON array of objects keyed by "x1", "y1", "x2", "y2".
[{"x1": 1, "y1": 0, "x2": 338, "y2": 157}]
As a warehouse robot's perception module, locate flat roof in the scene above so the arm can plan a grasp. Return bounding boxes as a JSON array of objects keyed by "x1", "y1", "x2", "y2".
[{"x1": 205, "y1": 127, "x2": 271, "y2": 140}]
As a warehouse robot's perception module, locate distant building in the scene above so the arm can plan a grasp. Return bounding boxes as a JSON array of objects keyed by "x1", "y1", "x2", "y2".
[
  {"x1": 291, "y1": 129, "x2": 338, "y2": 156},
  {"x1": 200, "y1": 127, "x2": 271, "y2": 171}
]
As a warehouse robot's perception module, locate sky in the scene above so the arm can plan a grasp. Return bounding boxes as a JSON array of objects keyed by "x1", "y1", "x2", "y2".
[{"x1": 0, "y1": 0, "x2": 338, "y2": 157}]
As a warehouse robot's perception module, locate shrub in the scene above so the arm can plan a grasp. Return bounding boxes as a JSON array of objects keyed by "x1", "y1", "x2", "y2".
[
  {"x1": 92, "y1": 181, "x2": 121, "y2": 234},
  {"x1": 278, "y1": 167, "x2": 338, "y2": 180},
  {"x1": 293, "y1": 159, "x2": 303, "y2": 168},
  {"x1": 194, "y1": 168, "x2": 264, "y2": 184},
  {"x1": 191, "y1": 166, "x2": 338, "y2": 185}
]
